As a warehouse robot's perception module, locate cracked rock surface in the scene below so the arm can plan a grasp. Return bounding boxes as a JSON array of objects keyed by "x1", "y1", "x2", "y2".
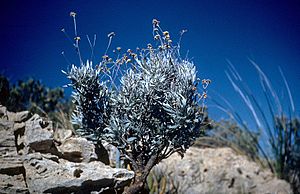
[
  {"x1": 0, "y1": 105, "x2": 134, "y2": 194},
  {"x1": 24, "y1": 153, "x2": 133, "y2": 193},
  {"x1": 154, "y1": 147, "x2": 293, "y2": 194},
  {"x1": 0, "y1": 105, "x2": 294, "y2": 194}
]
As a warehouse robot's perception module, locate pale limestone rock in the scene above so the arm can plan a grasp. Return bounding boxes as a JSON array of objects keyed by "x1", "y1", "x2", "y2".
[
  {"x1": 0, "y1": 107, "x2": 134, "y2": 193},
  {"x1": 53, "y1": 127, "x2": 73, "y2": 143},
  {"x1": 23, "y1": 152, "x2": 134, "y2": 194},
  {"x1": 0, "y1": 105, "x2": 8, "y2": 119},
  {"x1": 0, "y1": 174, "x2": 28, "y2": 194},
  {"x1": 0, "y1": 115, "x2": 27, "y2": 193},
  {"x1": 7, "y1": 110, "x2": 31, "y2": 123},
  {"x1": 154, "y1": 147, "x2": 292, "y2": 194},
  {"x1": 58, "y1": 137, "x2": 98, "y2": 162},
  {"x1": 0, "y1": 119, "x2": 23, "y2": 175},
  {"x1": 0, "y1": 105, "x2": 31, "y2": 123},
  {"x1": 24, "y1": 114, "x2": 54, "y2": 153}
]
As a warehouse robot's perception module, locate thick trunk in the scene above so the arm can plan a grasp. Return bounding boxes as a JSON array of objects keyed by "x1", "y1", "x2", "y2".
[
  {"x1": 123, "y1": 172, "x2": 148, "y2": 194},
  {"x1": 123, "y1": 154, "x2": 159, "y2": 194}
]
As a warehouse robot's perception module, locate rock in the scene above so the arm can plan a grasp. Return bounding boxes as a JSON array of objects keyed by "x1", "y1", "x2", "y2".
[
  {"x1": 0, "y1": 174, "x2": 28, "y2": 194},
  {"x1": 14, "y1": 122, "x2": 26, "y2": 153},
  {"x1": 58, "y1": 137, "x2": 98, "y2": 163},
  {"x1": 0, "y1": 113, "x2": 27, "y2": 192},
  {"x1": 154, "y1": 147, "x2": 292, "y2": 194},
  {"x1": 0, "y1": 146, "x2": 24, "y2": 175},
  {"x1": 0, "y1": 105, "x2": 8, "y2": 119},
  {"x1": 23, "y1": 153, "x2": 134, "y2": 194},
  {"x1": 24, "y1": 114, "x2": 54, "y2": 153},
  {"x1": 0, "y1": 105, "x2": 31, "y2": 123},
  {"x1": 14, "y1": 122, "x2": 26, "y2": 132},
  {"x1": 0, "y1": 118, "x2": 13, "y2": 130},
  {"x1": 0, "y1": 107, "x2": 134, "y2": 193},
  {"x1": 7, "y1": 110, "x2": 31, "y2": 123},
  {"x1": 0, "y1": 119, "x2": 24, "y2": 175},
  {"x1": 104, "y1": 143, "x2": 121, "y2": 167},
  {"x1": 54, "y1": 128, "x2": 73, "y2": 143},
  {"x1": 0, "y1": 120, "x2": 15, "y2": 147},
  {"x1": 0, "y1": 106, "x2": 294, "y2": 193}
]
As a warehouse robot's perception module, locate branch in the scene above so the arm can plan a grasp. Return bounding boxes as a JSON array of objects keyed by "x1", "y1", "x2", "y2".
[
  {"x1": 161, "y1": 147, "x2": 183, "y2": 160},
  {"x1": 123, "y1": 153, "x2": 139, "y2": 171}
]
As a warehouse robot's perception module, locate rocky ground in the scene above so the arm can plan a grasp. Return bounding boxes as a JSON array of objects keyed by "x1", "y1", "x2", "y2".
[
  {"x1": 0, "y1": 105, "x2": 293, "y2": 194},
  {"x1": 0, "y1": 105, "x2": 134, "y2": 194},
  {"x1": 153, "y1": 147, "x2": 292, "y2": 194}
]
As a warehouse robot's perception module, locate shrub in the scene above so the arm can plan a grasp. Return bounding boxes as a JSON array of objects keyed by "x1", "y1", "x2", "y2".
[
  {"x1": 63, "y1": 14, "x2": 209, "y2": 193},
  {"x1": 64, "y1": 62, "x2": 111, "y2": 141}
]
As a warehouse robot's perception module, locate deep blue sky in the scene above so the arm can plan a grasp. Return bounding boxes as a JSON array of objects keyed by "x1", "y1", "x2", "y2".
[{"x1": 1, "y1": 0, "x2": 299, "y2": 121}]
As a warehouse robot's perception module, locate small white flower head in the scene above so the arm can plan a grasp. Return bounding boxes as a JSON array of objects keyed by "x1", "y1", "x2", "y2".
[
  {"x1": 107, "y1": 32, "x2": 115, "y2": 38},
  {"x1": 74, "y1": 36, "x2": 81, "y2": 41},
  {"x1": 152, "y1": 19, "x2": 160, "y2": 27},
  {"x1": 154, "y1": 34, "x2": 160, "y2": 40},
  {"x1": 163, "y1": 31, "x2": 169, "y2": 36},
  {"x1": 70, "y1": 11, "x2": 76, "y2": 17}
]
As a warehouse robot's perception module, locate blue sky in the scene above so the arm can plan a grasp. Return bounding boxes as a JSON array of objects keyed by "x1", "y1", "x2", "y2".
[{"x1": 1, "y1": 0, "x2": 299, "y2": 121}]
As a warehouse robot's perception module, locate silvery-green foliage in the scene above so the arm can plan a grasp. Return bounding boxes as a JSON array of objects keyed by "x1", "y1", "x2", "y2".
[
  {"x1": 63, "y1": 61, "x2": 110, "y2": 141},
  {"x1": 62, "y1": 16, "x2": 208, "y2": 174},
  {"x1": 104, "y1": 44, "x2": 205, "y2": 164}
]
